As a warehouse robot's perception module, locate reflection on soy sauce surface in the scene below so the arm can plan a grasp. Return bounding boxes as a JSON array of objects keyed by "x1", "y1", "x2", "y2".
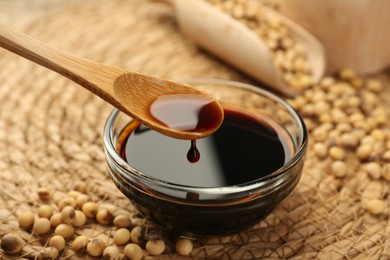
[{"x1": 119, "y1": 107, "x2": 294, "y2": 188}]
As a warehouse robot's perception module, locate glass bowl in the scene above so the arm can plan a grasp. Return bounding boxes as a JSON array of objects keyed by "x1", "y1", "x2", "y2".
[{"x1": 103, "y1": 79, "x2": 307, "y2": 236}]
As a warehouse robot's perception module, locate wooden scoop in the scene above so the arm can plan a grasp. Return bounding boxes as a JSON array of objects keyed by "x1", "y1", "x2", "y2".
[
  {"x1": 0, "y1": 23, "x2": 223, "y2": 140},
  {"x1": 171, "y1": 0, "x2": 325, "y2": 97}
]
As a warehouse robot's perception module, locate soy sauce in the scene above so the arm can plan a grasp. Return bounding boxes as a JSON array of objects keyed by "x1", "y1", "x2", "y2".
[
  {"x1": 187, "y1": 140, "x2": 200, "y2": 163},
  {"x1": 119, "y1": 107, "x2": 293, "y2": 187},
  {"x1": 150, "y1": 94, "x2": 223, "y2": 133}
]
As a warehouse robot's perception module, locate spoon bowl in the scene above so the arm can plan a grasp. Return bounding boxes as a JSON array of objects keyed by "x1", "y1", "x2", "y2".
[{"x1": 0, "y1": 23, "x2": 223, "y2": 140}]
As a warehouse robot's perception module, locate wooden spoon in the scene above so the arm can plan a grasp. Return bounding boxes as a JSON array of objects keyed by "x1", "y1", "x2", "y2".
[
  {"x1": 171, "y1": 0, "x2": 325, "y2": 97},
  {"x1": 0, "y1": 23, "x2": 223, "y2": 140}
]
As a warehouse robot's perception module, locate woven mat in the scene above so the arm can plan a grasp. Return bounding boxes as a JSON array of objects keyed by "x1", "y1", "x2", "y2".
[{"x1": 1, "y1": 0, "x2": 390, "y2": 259}]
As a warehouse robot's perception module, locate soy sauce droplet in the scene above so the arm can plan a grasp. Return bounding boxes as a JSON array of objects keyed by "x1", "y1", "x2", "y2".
[{"x1": 187, "y1": 139, "x2": 200, "y2": 163}]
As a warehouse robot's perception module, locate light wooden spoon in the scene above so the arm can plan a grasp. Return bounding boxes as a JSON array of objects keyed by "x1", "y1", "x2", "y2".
[{"x1": 0, "y1": 23, "x2": 224, "y2": 140}]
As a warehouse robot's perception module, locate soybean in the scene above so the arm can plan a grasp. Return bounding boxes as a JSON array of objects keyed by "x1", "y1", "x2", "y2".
[
  {"x1": 86, "y1": 238, "x2": 106, "y2": 257},
  {"x1": 176, "y1": 238, "x2": 193, "y2": 256},
  {"x1": 124, "y1": 243, "x2": 143, "y2": 260},
  {"x1": 18, "y1": 211, "x2": 35, "y2": 229},
  {"x1": 0, "y1": 233, "x2": 24, "y2": 254},
  {"x1": 33, "y1": 218, "x2": 51, "y2": 234}
]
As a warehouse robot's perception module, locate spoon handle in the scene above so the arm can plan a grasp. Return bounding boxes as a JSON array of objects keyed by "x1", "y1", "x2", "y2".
[{"x1": 0, "y1": 23, "x2": 121, "y2": 102}]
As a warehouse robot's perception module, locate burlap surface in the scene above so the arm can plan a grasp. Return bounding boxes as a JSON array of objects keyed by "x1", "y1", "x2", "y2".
[{"x1": 1, "y1": 0, "x2": 390, "y2": 259}]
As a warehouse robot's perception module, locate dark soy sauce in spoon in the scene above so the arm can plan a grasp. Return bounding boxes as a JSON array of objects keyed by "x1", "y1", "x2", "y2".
[{"x1": 150, "y1": 94, "x2": 224, "y2": 162}]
